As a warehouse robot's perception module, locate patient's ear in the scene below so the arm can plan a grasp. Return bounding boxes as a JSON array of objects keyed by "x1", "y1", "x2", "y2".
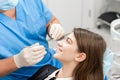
[{"x1": 75, "y1": 52, "x2": 86, "y2": 62}]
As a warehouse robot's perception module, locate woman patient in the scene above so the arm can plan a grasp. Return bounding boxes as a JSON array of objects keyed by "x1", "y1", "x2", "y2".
[{"x1": 30, "y1": 28, "x2": 106, "y2": 80}]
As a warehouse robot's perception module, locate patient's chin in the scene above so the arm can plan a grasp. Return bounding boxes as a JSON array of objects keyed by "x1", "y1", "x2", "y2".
[{"x1": 53, "y1": 52, "x2": 61, "y2": 60}]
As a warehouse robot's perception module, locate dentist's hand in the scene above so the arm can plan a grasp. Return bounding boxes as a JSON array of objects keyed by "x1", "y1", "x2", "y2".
[
  {"x1": 13, "y1": 43, "x2": 46, "y2": 68},
  {"x1": 49, "y1": 23, "x2": 64, "y2": 40}
]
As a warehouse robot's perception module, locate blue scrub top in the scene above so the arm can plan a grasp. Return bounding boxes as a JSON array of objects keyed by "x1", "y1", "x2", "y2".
[{"x1": 0, "y1": 0, "x2": 62, "y2": 80}]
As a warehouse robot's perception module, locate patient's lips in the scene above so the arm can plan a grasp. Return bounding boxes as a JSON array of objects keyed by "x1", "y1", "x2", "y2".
[{"x1": 56, "y1": 47, "x2": 63, "y2": 55}]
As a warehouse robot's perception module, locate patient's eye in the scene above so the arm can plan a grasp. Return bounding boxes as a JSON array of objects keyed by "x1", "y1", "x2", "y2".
[{"x1": 66, "y1": 37, "x2": 72, "y2": 44}]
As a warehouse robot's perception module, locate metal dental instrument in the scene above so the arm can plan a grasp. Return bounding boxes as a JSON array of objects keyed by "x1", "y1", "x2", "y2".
[{"x1": 48, "y1": 33, "x2": 70, "y2": 41}]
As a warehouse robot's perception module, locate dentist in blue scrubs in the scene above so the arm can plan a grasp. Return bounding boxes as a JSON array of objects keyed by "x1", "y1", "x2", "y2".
[
  {"x1": 0, "y1": 0, "x2": 113, "y2": 80},
  {"x1": 0, "y1": 0, "x2": 64, "y2": 80}
]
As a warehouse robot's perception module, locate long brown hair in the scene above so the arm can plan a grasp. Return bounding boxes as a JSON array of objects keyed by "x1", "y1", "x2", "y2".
[{"x1": 73, "y1": 28, "x2": 106, "y2": 80}]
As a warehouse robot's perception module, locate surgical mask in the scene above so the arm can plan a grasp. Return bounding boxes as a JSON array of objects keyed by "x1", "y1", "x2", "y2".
[{"x1": 0, "y1": 0, "x2": 18, "y2": 10}]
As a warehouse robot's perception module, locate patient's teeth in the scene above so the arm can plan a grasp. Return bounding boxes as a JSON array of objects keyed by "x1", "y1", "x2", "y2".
[{"x1": 60, "y1": 52, "x2": 63, "y2": 54}]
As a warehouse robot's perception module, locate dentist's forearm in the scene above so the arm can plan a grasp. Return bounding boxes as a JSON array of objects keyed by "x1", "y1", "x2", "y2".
[
  {"x1": 47, "y1": 16, "x2": 60, "y2": 28},
  {"x1": 0, "y1": 57, "x2": 18, "y2": 77}
]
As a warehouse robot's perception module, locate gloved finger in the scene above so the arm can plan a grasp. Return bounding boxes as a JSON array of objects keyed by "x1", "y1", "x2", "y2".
[
  {"x1": 33, "y1": 56, "x2": 44, "y2": 63},
  {"x1": 33, "y1": 51, "x2": 46, "y2": 59},
  {"x1": 33, "y1": 50, "x2": 46, "y2": 56},
  {"x1": 57, "y1": 28, "x2": 64, "y2": 39},
  {"x1": 32, "y1": 43, "x2": 40, "y2": 46},
  {"x1": 54, "y1": 32, "x2": 64, "y2": 40},
  {"x1": 53, "y1": 28, "x2": 63, "y2": 40},
  {"x1": 52, "y1": 26, "x2": 60, "y2": 39},
  {"x1": 33, "y1": 47, "x2": 45, "y2": 52},
  {"x1": 23, "y1": 46, "x2": 30, "y2": 50},
  {"x1": 21, "y1": 47, "x2": 31, "y2": 55},
  {"x1": 30, "y1": 43, "x2": 40, "y2": 48},
  {"x1": 49, "y1": 25, "x2": 56, "y2": 36},
  {"x1": 25, "y1": 51, "x2": 46, "y2": 64},
  {"x1": 24, "y1": 43, "x2": 40, "y2": 49},
  {"x1": 31, "y1": 45, "x2": 45, "y2": 52},
  {"x1": 23, "y1": 44, "x2": 40, "y2": 52}
]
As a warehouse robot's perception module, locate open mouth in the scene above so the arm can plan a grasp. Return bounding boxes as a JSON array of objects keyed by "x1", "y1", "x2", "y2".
[
  {"x1": 57, "y1": 47, "x2": 63, "y2": 54},
  {"x1": 59, "y1": 48, "x2": 62, "y2": 52}
]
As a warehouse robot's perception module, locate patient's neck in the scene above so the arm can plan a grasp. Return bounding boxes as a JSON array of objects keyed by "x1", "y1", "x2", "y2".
[{"x1": 57, "y1": 63, "x2": 77, "y2": 78}]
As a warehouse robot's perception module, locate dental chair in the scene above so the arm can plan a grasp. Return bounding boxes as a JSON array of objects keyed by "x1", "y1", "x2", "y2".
[
  {"x1": 108, "y1": 19, "x2": 120, "y2": 80},
  {"x1": 28, "y1": 64, "x2": 109, "y2": 80},
  {"x1": 97, "y1": 11, "x2": 120, "y2": 29}
]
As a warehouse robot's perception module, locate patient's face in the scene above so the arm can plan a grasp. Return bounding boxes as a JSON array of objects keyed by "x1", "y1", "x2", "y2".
[{"x1": 54, "y1": 32, "x2": 79, "y2": 63}]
